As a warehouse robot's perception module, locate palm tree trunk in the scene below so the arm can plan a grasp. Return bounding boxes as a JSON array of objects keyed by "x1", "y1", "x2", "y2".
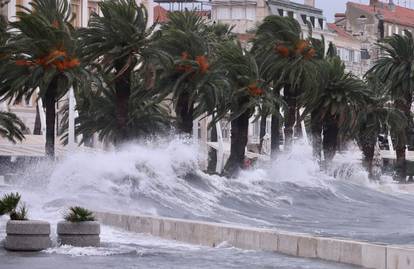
[
  {"x1": 33, "y1": 104, "x2": 41, "y2": 135},
  {"x1": 394, "y1": 94, "x2": 412, "y2": 182},
  {"x1": 115, "y1": 73, "x2": 131, "y2": 144},
  {"x1": 259, "y1": 114, "x2": 267, "y2": 153},
  {"x1": 271, "y1": 113, "x2": 280, "y2": 156},
  {"x1": 45, "y1": 80, "x2": 57, "y2": 158},
  {"x1": 175, "y1": 91, "x2": 194, "y2": 134},
  {"x1": 207, "y1": 125, "x2": 217, "y2": 174},
  {"x1": 295, "y1": 108, "x2": 302, "y2": 139},
  {"x1": 322, "y1": 116, "x2": 338, "y2": 166},
  {"x1": 271, "y1": 88, "x2": 281, "y2": 156},
  {"x1": 311, "y1": 110, "x2": 322, "y2": 163},
  {"x1": 224, "y1": 110, "x2": 250, "y2": 177},
  {"x1": 358, "y1": 131, "x2": 376, "y2": 180},
  {"x1": 395, "y1": 131, "x2": 407, "y2": 182},
  {"x1": 284, "y1": 86, "x2": 296, "y2": 151}
]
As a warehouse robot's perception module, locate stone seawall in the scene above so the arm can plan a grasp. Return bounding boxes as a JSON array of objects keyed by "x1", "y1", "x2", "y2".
[{"x1": 95, "y1": 211, "x2": 414, "y2": 269}]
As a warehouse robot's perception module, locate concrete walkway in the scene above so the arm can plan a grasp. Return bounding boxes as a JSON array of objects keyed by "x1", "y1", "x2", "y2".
[{"x1": 0, "y1": 227, "x2": 361, "y2": 269}]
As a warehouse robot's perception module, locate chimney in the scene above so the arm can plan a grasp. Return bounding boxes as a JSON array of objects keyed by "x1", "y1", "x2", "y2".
[
  {"x1": 370, "y1": 0, "x2": 379, "y2": 6},
  {"x1": 388, "y1": 0, "x2": 396, "y2": 11},
  {"x1": 304, "y1": 0, "x2": 315, "y2": 7}
]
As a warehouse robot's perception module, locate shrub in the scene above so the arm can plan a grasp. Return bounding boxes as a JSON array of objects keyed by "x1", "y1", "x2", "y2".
[
  {"x1": 64, "y1": 207, "x2": 95, "y2": 222},
  {"x1": 0, "y1": 192, "x2": 28, "y2": 220}
]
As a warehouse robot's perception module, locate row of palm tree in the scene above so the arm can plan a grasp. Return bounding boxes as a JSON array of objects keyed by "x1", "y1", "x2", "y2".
[{"x1": 0, "y1": 0, "x2": 411, "y2": 180}]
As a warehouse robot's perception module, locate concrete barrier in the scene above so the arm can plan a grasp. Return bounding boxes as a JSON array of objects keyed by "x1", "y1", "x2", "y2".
[
  {"x1": 4, "y1": 220, "x2": 51, "y2": 251},
  {"x1": 57, "y1": 221, "x2": 100, "y2": 247},
  {"x1": 94, "y1": 211, "x2": 414, "y2": 269}
]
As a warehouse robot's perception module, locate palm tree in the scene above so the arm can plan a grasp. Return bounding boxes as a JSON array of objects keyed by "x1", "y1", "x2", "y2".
[
  {"x1": 356, "y1": 76, "x2": 406, "y2": 179},
  {"x1": 0, "y1": 0, "x2": 83, "y2": 157},
  {"x1": 77, "y1": 0, "x2": 161, "y2": 145},
  {"x1": 302, "y1": 57, "x2": 369, "y2": 165},
  {"x1": 252, "y1": 16, "x2": 319, "y2": 151},
  {"x1": 368, "y1": 32, "x2": 414, "y2": 181},
  {"x1": 216, "y1": 41, "x2": 282, "y2": 176},
  {"x1": 74, "y1": 78, "x2": 171, "y2": 145},
  {"x1": 155, "y1": 11, "x2": 231, "y2": 134}
]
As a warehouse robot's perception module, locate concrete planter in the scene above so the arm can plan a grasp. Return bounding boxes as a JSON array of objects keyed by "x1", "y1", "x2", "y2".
[
  {"x1": 57, "y1": 221, "x2": 100, "y2": 247},
  {"x1": 4, "y1": 220, "x2": 51, "y2": 251}
]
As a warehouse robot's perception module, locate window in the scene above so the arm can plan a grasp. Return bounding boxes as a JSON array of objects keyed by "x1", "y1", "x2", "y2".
[
  {"x1": 246, "y1": 6, "x2": 255, "y2": 20},
  {"x1": 231, "y1": 7, "x2": 244, "y2": 20},
  {"x1": 253, "y1": 121, "x2": 260, "y2": 137},
  {"x1": 71, "y1": 0, "x2": 81, "y2": 27},
  {"x1": 217, "y1": 7, "x2": 230, "y2": 20},
  {"x1": 349, "y1": 50, "x2": 354, "y2": 62},
  {"x1": 318, "y1": 18, "x2": 324, "y2": 29},
  {"x1": 354, "y1": 50, "x2": 361, "y2": 63},
  {"x1": 288, "y1": 11, "x2": 294, "y2": 18},
  {"x1": 301, "y1": 14, "x2": 307, "y2": 24},
  {"x1": 278, "y1": 9, "x2": 283, "y2": 16},
  {"x1": 361, "y1": 49, "x2": 370, "y2": 60},
  {"x1": 310, "y1": 16, "x2": 315, "y2": 27},
  {"x1": 88, "y1": 1, "x2": 100, "y2": 16}
]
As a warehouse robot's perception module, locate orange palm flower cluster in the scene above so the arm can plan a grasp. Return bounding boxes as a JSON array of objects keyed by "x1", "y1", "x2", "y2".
[
  {"x1": 274, "y1": 44, "x2": 290, "y2": 58},
  {"x1": 15, "y1": 49, "x2": 80, "y2": 71},
  {"x1": 304, "y1": 48, "x2": 316, "y2": 60},
  {"x1": 274, "y1": 40, "x2": 316, "y2": 60},
  {"x1": 195, "y1": 55, "x2": 209, "y2": 74},
  {"x1": 176, "y1": 51, "x2": 193, "y2": 73},
  {"x1": 295, "y1": 40, "x2": 309, "y2": 54},
  {"x1": 247, "y1": 82, "x2": 264, "y2": 97},
  {"x1": 176, "y1": 52, "x2": 209, "y2": 75}
]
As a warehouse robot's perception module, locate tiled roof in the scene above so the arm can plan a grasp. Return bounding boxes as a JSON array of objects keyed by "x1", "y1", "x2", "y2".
[
  {"x1": 237, "y1": 33, "x2": 254, "y2": 42},
  {"x1": 348, "y1": 2, "x2": 414, "y2": 28},
  {"x1": 327, "y1": 23, "x2": 354, "y2": 40},
  {"x1": 154, "y1": 5, "x2": 168, "y2": 23},
  {"x1": 153, "y1": 6, "x2": 211, "y2": 24}
]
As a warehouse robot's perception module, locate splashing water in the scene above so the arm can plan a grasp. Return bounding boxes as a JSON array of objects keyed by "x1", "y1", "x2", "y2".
[{"x1": 2, "y1": 137, "x2": 414, "y2": 245}]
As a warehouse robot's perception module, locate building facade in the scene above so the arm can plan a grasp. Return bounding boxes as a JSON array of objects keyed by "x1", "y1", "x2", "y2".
[
  {"x1": 211, "y1": 0, "x2": 268, "y2": 33},
  {"x1": 329, "y1": 0, "x2": 414, "y2": 77}
]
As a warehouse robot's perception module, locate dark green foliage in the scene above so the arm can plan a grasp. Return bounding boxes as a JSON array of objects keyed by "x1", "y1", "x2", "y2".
[
  {"x1": 77, "y1": 0, "x2": 158, "y2": 76},
  {"x1": 215, "y1": 40, "x2": 283, "y2": 175},
  {"x1": 302, "y1": 57, "x2": 368, "y2": 163},
  {"x1": 0, "y1": 192, "x2": 20, "y2": 215},
  {"x1": 10, "y1": 205, "x2": 28, "y2": 221},
  {"x1": 368, "y1": 32, "x2": 414, "y2": 180},
  {"x1": 64, "y1": 207, "x2": 95, "y2": 222},
  {"x1": 0, "y1": 192, "x2": 28, "y2": 220},
  {"x1": 0, "y1": 0, "x2": 87, "y2": 157},
  {"x1": 78, "y1": 0, "x2": 166, "y2": 143},
  {"x1": 0, "y1": 112, "x2": 26, "y2": 143},
  {"x1": 155, "y1": 10, "x2": 233, "y2": 133},
  {"x1": 75, "y1": 79, "x2": 171, "y2": 145},
  {"x1": 0, "y1": 0, "x2": 82, "y2": 103}
]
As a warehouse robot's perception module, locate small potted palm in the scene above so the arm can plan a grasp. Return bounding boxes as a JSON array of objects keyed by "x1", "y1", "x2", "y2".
[
  {"x1": 0, "y1": 192, "x2": 51, "y2": 251},
  {"x1": 57, "y1": 207, "x2": 100, "y2": 247}
]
